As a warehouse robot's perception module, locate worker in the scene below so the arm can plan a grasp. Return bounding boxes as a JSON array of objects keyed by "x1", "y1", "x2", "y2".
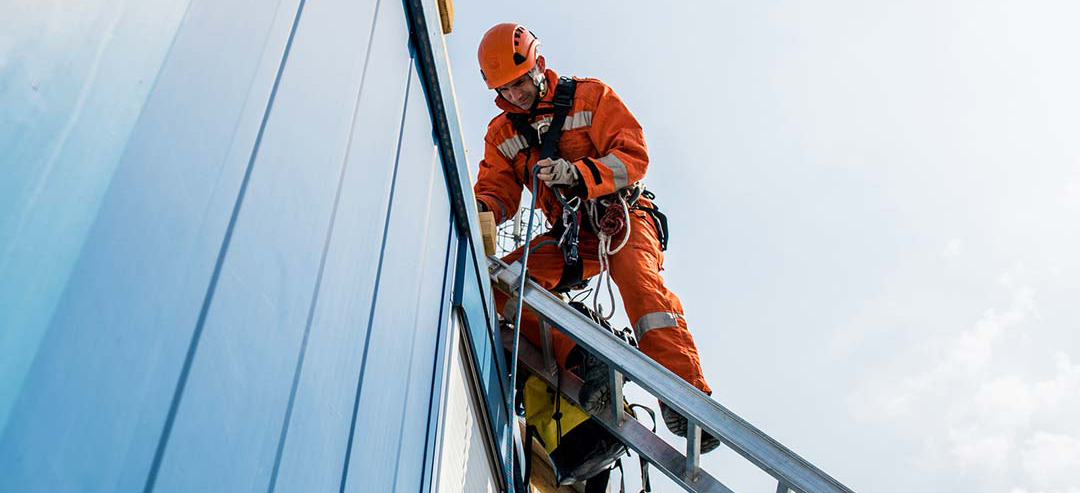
[{"x1": 473, "y1": 23, "x2": 718, "y2": 453}]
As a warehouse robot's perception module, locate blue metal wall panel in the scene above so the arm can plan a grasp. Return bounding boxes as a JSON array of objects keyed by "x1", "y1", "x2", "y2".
[
  {"x1": 269, "y1": 0, "x2": 414, "y2": 490},
  {"x1": 0, "y1": 0, "x2": 304, "y2": 491},
  {"x1": 402, "y1": 0, "x2": 498, "y2": 326},
  {"x1": 339, "y1": 64, "x2": 453, "y2": 493},
  {"x1": 400, "y1": 0, "x2": 513, "y2": 480},
  {"x1": 144, "y1": 0, "x2": 395, "y2": 490},
  {"x1": 0, "y1": 0, "x2": 190, "y2": 438},
  {"x1": 1, "y1": 0, "x2": 510, "y2": 491},
  {"x1": 389, "y1": 215, "x2": 454, "y2": 493},
  {"x1": 383, "y1": 70, "x2": 458, "y2": 489}
]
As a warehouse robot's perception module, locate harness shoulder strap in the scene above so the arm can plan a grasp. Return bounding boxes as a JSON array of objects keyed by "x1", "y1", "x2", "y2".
[
  {"x1": 502, "y1": 77, "x2": 577, "y2": 158},
  {"x1": 539, "y1": 76, "x2": 577, "y2": 160}
]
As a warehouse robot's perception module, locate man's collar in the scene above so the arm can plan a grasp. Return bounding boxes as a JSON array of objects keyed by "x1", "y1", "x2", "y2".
[{"x1": 494, "y1": 69, "x2": 560, "y2": 114}]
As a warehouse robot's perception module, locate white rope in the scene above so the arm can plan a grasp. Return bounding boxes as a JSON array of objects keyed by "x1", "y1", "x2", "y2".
[
  {"x1": 589, "y1": 192, "x2": 632, "y2": 321},
  {"x1": 609, "y1": 193, "x2": 632, "y2": 254}
]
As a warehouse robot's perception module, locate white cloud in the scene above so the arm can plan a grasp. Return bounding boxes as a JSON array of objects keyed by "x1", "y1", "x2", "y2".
[
  {"x1": 1020, "y1": 432, "x2": 1080, "y2": 492},
  {"x1": 1062, "y1": 174, "x2": 1080, "y2": 210},
  {"x1": 850, "y1": 269, "x2": 1080, "y2": 492},
  {"x1": 908, "y1": 279, "x2": 1035, "y2": 390},
  {"x1": 974, "y1": 376, "x2": 1034, "y2": 429},
  {"x1": 943, "y1": 238, "x2": 964, "y2": 258},
  {"x1": 1033, "y1": 353, "x2": 1080, "y2": 419},
  {"x1": 947, "y1": 425, "x2": 1012, "y2": 470},
  {"x1": 849, "y1": 275, "x2": 1039, "y2": 425}
]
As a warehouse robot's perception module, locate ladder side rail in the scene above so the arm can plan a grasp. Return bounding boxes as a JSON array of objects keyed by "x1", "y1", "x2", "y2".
[{"x1": 489, "y1": 257, "x2": 854, "y2": 493}]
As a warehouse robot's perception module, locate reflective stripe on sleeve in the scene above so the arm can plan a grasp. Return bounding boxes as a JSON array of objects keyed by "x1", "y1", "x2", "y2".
[
  {"x1": 598, "y1": 153, "x2": 629, "y2": 189},
  {"x1": 496, "y1": 134, "x2": 528, "y2": 160},
  {"x1": 564, "y1": 111, "x2": 592, "y2": 130},
  {"x1": 633, "y1": 312, "x2": 684, "y2": 340}
]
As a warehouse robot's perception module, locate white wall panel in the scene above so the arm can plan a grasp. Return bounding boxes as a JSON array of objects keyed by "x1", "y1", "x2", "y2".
[{"x1": 435, "y1": 315, "x2": 501, "y2": 493}]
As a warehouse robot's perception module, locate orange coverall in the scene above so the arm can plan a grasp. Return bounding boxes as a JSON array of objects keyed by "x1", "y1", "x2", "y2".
[{"x1": 475, "y1": 69, "x2": 711, "y2": 395}]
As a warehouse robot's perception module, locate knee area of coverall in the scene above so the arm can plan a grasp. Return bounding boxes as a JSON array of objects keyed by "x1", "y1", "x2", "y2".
[
  {"x1": 606, "y1": 216, "x2": 671, "y2": 304},
  {"x1": 637, "y1": 325, "x2": 712, "y2": 395}
]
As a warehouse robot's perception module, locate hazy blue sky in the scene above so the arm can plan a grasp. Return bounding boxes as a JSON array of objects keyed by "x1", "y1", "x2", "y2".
[{"x1": 445, "y1": 1, "x2": 1080, "y2": 492}]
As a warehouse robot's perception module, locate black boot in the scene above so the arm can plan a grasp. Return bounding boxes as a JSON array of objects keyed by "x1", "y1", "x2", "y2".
[
  {"x1": 659, "y1": 402, "x2": 721, "y2": 454},
  {"x1": 568, "y1": 347, "x2": 617, "y2": 415}
]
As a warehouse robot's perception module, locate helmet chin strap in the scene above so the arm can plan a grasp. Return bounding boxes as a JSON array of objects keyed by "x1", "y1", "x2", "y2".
[
  {"x1": 531, "y1": 69, "x2": 547, "y2": 96},
  {"x1": 528, "y1": 68, "x2": 547, "y2": 112}
]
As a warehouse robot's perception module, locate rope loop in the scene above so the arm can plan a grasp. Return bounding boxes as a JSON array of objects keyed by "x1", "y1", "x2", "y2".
[{"x1": 588, "y1": 185, "x2": 639, "y2": 321}]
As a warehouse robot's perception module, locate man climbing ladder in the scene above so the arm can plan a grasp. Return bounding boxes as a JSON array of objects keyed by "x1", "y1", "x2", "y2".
[{"x1": 472, "y1": 23, "x2": 719, "y2": 453}]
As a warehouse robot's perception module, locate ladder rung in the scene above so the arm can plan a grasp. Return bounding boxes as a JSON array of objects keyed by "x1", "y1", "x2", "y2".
[
  {"x1": 686, "y1": 422, "x2": 701, "y2": 481},
  {"x1": 609, "y1": 369, "x2": 624, "y2": 424},
  {"x1": 538, "y1": 319, "x2": 557, "y2": 374}
]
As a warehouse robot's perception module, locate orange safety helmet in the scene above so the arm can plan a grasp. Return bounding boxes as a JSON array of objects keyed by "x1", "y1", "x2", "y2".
[{"x1": 478, "y1": 23, "x2": 541, "y2": 89}]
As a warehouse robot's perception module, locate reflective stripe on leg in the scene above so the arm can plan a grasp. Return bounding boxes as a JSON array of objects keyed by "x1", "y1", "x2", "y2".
[{"x1": 632, "y1": 311, "x2": 685, "y2": 340}]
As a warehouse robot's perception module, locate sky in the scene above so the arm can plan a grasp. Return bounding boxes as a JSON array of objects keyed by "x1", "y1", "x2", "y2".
[{"x1": 443, "y1": 1, "x2": 1080, "y2": 492}]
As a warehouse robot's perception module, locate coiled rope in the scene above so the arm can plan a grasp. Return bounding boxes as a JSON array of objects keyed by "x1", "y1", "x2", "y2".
[{"x1": 587, "y1": 188, "x2": 635, "y2": 321}]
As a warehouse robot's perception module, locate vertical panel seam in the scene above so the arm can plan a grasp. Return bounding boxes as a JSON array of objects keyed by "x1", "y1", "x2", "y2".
[
  {"x1": 389, "y1": 141, "x2": 438, "y2": 491},
  {"x1": 141, "y1": 0, "x2": 309, "y2": 491},
  {"x1": 417, "y1": 212, "x2": 457, "y2": 493},
  {"x1": 337, "y1": 59, "x2": 413, "y2": 493},
  {"x1": 264, "y1": 0, "x2": 384, "y2": 490}
]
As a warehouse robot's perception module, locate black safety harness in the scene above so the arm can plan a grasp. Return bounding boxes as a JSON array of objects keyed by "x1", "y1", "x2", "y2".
[{"x1": 505, "y1": 76, "x2": 670, "y2": 291}]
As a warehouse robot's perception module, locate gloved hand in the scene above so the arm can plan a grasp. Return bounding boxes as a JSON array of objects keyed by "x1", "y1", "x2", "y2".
[{"x1": 536, "y1": 158, "x2": 579, "y2": 188}]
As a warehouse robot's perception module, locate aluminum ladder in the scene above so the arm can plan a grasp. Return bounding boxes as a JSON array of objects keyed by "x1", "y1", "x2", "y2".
[{"x1": 489, "y1": 256, "x2": 856, "y2": 493}]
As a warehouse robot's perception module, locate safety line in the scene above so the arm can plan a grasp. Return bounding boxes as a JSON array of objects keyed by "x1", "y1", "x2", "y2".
[{"x1": 504, "y1": 165, "x2": 545, "y2": 490}]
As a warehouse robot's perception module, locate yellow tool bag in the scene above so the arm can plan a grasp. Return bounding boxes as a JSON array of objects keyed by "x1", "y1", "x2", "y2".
[{"x1": 522, "y1": 374, "x2": 627, "y2": 486}]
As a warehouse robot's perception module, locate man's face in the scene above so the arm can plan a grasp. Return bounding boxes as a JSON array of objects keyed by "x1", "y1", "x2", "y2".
[{"x1": 496, "y1": 71, "x2": 539, "y2": 109}]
